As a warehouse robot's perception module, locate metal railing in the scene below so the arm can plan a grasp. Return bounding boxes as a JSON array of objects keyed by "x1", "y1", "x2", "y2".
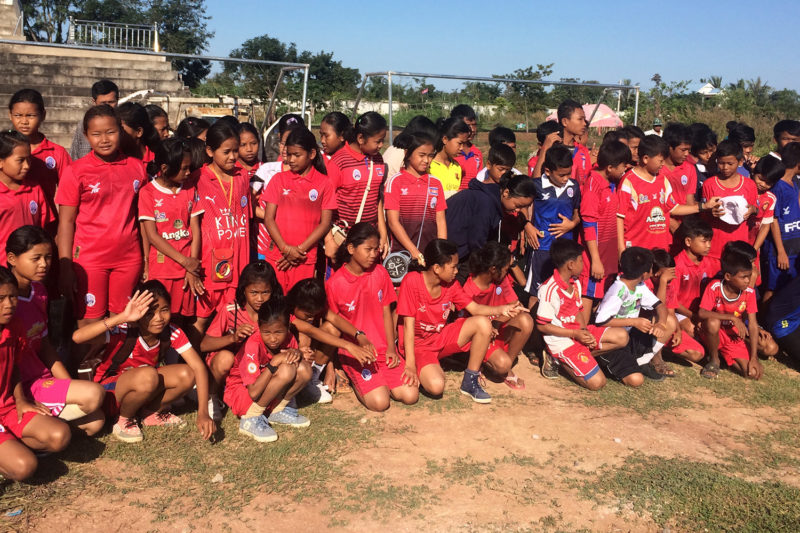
[{"x1": 67, "y1": 18, "x2": 160, "y2": 52}]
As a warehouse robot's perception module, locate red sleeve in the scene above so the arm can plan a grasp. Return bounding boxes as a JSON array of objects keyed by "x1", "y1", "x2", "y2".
[
  {"x1": 320, "y1": 177, "x2": 337, "y2": 211},
  {"x1": 55, "y1": 144, "x2": 72, "y2": 176},
  {"x1": 500, "y1": 276, "x2": 516, "y2": 305},
  {"x1": 448, "y1": 282, "x2": 474, "y2": 310},
  {"x1": 527, "y1": 155, "x2": 538, "y2": 177},
  {"x1": 763, "y1": 192, "x2": 777, "y2": 218},
  {"x1": 581, "y1": 177, "x2": 601, "y2": 241},
  {"x1": 205, "y1": 307, "x2": 230, "y2": 338},
  {"x1": 54, "y1": 163, "x2": 80, "y2": 206},
  {"x1": 396, "y1": 274, "x2": 418, "y2": 317},
  {"x1": 745, "y1": 289, "x2": 758, "y2": 314},
  {"x1": 686, "y1": 165, "x2": 698, "y2": 196},
  {"x1": 169, "y1": 326, "x2": 192, "y2": 354},
  {"x1": 137, "y1": 186, "x2": 154, "y2": 220},
  {"x1": 383, "y1": 180, "x2": 399, "y2": 211},
  {"x1": 745, "y1": 179, "x2": 758, "y2": 205},
  {"x1": 327, "y1": 160, "x2": 342, "y2": 189},
  {"x1": 325, "y1": 277, "x2": 341, "y2": 313},
  {"x1": 666, "y1": 283, "x2": 678, "y2": 310},
  {"x1": 616, "y1": 177, "x2": 634, "y2": 218},
  {"x1": 263, "y1": 173, "x2": 282, "y2": 205},
  {"x1": 701, "y1": 178, "x2": 715, "y2": 203},
  {"x1": 699, "y1": 283, "x2": 717, "y2": 312},
  {"x1": 435, "y1": 180, "x2": 447, "y2": 212},
  {"x1": 664, "y1": 179, "x2": 678, "y2": 211},
  {"x1": 380, "y1": 267, "x2": 397, "y2": 306}
]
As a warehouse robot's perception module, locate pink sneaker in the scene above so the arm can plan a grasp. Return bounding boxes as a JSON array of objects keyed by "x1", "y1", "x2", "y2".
[
  {"x1": 112, "y1": 417, "x2": 143, "y2": 443},
  {"x1": 141, "y1": 411, "x2": 187, "y2": 428}
]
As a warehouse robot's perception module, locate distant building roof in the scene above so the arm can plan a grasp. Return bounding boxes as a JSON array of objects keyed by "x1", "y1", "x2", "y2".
[{"x1": 692, "y1": 82, "x2": 723, "y2": 96}]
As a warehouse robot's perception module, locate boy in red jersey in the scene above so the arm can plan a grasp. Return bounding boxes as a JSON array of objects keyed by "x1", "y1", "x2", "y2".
[
  {"x1": 617, "y1": 135, "x2": 720, "y2": 255},
  {"x1": 579, "y1": 140, "x2": 631, "y2": 322},
  {"x1": 532, "y1": 100, "x2": 591, "y2": 186},
  {"x1": 672, "y1": 217, "x2": 718, "y2": 336},
  {"x1": 450, "y1": 105, "x2": 483, "y2": 183},
  {"x1": 660, "y1": 123, "x2": 698, "y2": 235}
]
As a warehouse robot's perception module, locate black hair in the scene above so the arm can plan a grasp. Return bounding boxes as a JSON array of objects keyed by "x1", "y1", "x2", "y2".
[
  {"x1": 116, "y1": 103, "x2": 158, "y2": 151},
  {"x1": 620, "y1": 125, "x2": 645, "y2": 140},
  {"x1": 135, "y1": 279, "x2": 170, "y2": 304},
  {"x1": 8, "y1": 88, "x2": 45, "y2": 114},
  {"x1": 146, "y1": 137, "x2": 191, "y2": 179},
  {"x1": 0, "y1": 265, "x2": 18, "y2": 289},
  {"x1": 725, "y1": 121, "x2": 738, "y2": 133},
  {"x1": 715, "y1": 139, "x2": 743, "y2": 160},
  {"x1": 728, "y1": 122, "x2": 756, "y2": 144},
  {"x1": 422, "y1": 239, "x2": 458, "y2": 269},
  {"x1": 556, "y1": 99, "x2": 582, "y2": 124},
  {"x1": 681, "y1": 216, "x2": 713, "y2": 240},
  {"x1": 239, "y1": 121, "x2": 260, "y2": 142},
  {"x1": 335, "y1": 221, "x2": 380, "y2": 268},
  {"x1": 619, "y1": 247, "x2": 654, "y2": 280},
  {"x1": 186, "y1": 137, "x2": 209, "y2": 171},
  {"x1": 6, "y1": 225, "x2": 51, "y2": 257},
  {"x1": 393, "y1": 115, "x2": 437, "y2": 150},
  {"x1": 402, "y1": 133, "x2": 436, "y2": 167},
  {"x1": 469, "y1": 241, "x2": 511, "y2": 275},
  {"x1": 536, "y1": 120, "x2": 562, "y2": 144},
  {"x1": 353, "y1": 111, "x2": 387, "y2": 142},
  {"x1": 779, "y1": 142, "x2": 800, "y2": 170},
  {"x1": 774, "y1": 119, "x2": 800, "y2": 140},
  {"x1": 91, "y1": 79, "x2": 119, "y2": 100},
  {"x1": 175, "y1": 116, "x2": 210, "y2": 139},
  {"x1": 284, "y1": 127, "x2": 327, "y2": 175},
  {"x1": 691, "y1": 127, "x2": 718, "y2": 157},
  {"x1": 236, "y1": 260, "x2": 282, "y2": 307},
  {"x1": 277, "y1": 114, "x2": 306, "y2": 137},
  {"x1": 205, "y1": 121, "x2": 240, "y2": 152},
  {"x1": 286, "y1": 278, "x2": 327, "y2": 316},
  {"x1": 550, "y1": 238, "x2": 584, "y2": 268},
  {"x1": 597, "y1": 140, "x2": 632, "y2": 169},
  {"x1": 449, "y1": 104, "x2": 476, "y2": 122},
  {"x1": 663, "y1": 122, "x2": 692, "y2": 149},
  {"x1": 721, "y1": 249, "x2": 753, "y2": 276},
  {"x1": 144, "y1": 104, "x2": 168, "y2": 123},
  {"x1": 602, "y1": 130, "x2": 624, "y2": 144},
  {"x1": 543, "y1": 144, "x2": 573, "y2": 171},
  {"x1": 82, "y1": 104, "x2": 119, "y2": 133},
  {"x1": 651, "y1": 248, "x2": 675, "y2": 271},
  {"x1": 638, "y1": 135, "x2": 669, "y2": 160},
  {"x1": 215, "y1": 115, "x2": 241, "y2": 133},
  {"x1": 500, "y1": 172, "x2": 536, "y2": 198},
  {"x1": 488, "y1": 126, "x2": 516, "y2": 147},
  {"x1": 321, "y1": 112, "x2": 354, "y2": 144},
  {"x1": 752, "y1": 156, "x2": 786, "y2": 187},
  {"x1": 723, "y1": 240, "x2": 757, "y2": 263},
  {"x1": 487, "y1": 143, "x2": 516, "y2": 168},
  {"x1": 0, "y1": 130, "x2": 29, "y2": 159},
  {"x1": 257, "y1": 294, "x2": 290, "y2": 327},
  {"x1": 435, "y1": 117, "x2": 471, "y2": 152}
]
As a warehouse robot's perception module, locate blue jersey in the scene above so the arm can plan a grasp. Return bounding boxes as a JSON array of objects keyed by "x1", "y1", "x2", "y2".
[
  {"x1": 767, "y1": 274, "x2": 800, "y2": 338},
  {"x1": 533, "y1": 174, "x2": 580, "y2": 250},
  {"x1": 766, "y1": 180, "x2": 800, "y2": 257}
]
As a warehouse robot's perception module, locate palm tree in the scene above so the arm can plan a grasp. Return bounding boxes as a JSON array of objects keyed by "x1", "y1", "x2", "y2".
[{"x1": 746, "y1": 77, "x2": 772, "y2": 106}]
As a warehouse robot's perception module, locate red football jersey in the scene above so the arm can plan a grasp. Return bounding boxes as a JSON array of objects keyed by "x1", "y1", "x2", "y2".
[
  {"x1": 396, "y1": 271, "x2": 473, "y2": 350},
  {"x1": 138, "y1": 181, "x2": 202, "y2": 280},
  {"x1": 326, "y1": 264, "x2": 396, "y2": 354},
  {"x1": 750, "y1": 190, "x2": 776, "y2": 243},
  {"x1": 617, "y1": 169, "x2": 677, "y2": 250},
  {"x1": 384, "y1": 171, "x2": 446, "y2": 253},
  {"x1": 9, "y1": 281, "x2": 50, "y2": 383},
  {"x1": 701, "y1": 175, "x2": 758, "y2": 260},
  {"x1": 527, "y1": 154, "x2": 539, "y2": 177},
  {"x1": 673, "y1": 250, "x2": 718, "y2": 314},
  {"x1": 28, "y1": 136, "x2": 71, "y2": 215},
  {"x1": 0, "y1": 326, "x2": 25, "y2": 411},
  {"x1": 54, "y1": 151, "x2": 144, "y2": 266},
  {"x1": 0, "y1": 178, "x2": 53, "y2": 252},
  {"x1": 462, "y1": 275, "x2": 516, "y2": 309},
  {"x1": 326, "y1": 143, "x2": 386, "y2": 226},
  {"x1": 536, "y1": 271, "x2": 584, "y2": 353},
  {"x1": 93, "y1": 324, "x2": 192, "y2": 382},
  {"x1": 580, "y1": 170, "x2": 619, "y2": 278},
  {"x1": 455, "y1": 144, "x2": 484, "y2": 188},
  {"x1": 227, "y1": 330, "x2": 298, "y2": 389},
  {"x1": 661, "y1": 160, "x2": 697, "y2": 206},
  {"x1": 699, "y1": 280, "x2": 757, "y2": 323},
  {"x1": 571, "y1": 143, "x2": 592, "y2": 187}
]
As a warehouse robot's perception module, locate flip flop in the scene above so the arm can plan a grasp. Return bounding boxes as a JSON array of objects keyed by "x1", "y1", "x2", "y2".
[
  {"x1": 504, "y1": 374, "x2": 526, "y2": 390},
  {"x1": 640, "y1": 362, "x2": 666, "y2": 382},
  {"x1": 701, "y1": 361, "x2": 720, "y2": 379},
  {"x1": 652, "y1": 360, "x2": 676, "y2": 378}
]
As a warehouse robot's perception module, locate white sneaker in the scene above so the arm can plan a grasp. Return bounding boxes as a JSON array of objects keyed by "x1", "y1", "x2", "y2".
[
  {"x1": 208, "y1": 396, "x2": 225, "y2": 422},
  {"x1": 309, "y1": 379, "x2": 332, "y2": 404}
]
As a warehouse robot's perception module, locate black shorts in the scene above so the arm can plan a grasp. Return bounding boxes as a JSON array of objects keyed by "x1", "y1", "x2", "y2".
[
  {"x1": 523, "y1": 248, "x2": 553, "y2": 294},
  {"x1": 629, "y1": 328, "x2": 656, "y2": 359},
  {"x1": 595, "y1": 345, "x2": 641, "y2": 380}
]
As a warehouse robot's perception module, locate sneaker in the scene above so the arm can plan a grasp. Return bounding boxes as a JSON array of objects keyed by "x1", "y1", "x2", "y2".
[
  {"x1": 113, "y1": 417, "x2": 143, "y2": 443},
  {"x1": 141, "y1": 411, "x2": 187, "y2": 428},
  {"x1": 639, "y1": 362, "x2": 666, "y2": 382},
  {"x1": 301, "y1": 378, "x2": 333, "y2": 404},
  {"x1": 460, "y1": 371, "x2": 492, "y2": 404},
  {"x1": 541, "y1": 352, "x2": 560, "y2": 379},
  {"x1": 268, "y1": 406, "x2": 311, "y2": 427},
  {"x1": 208, "y1": 396, "x2": 226, "y2": 422},
  {"x1": 238, "y1": 415, "x2": 278, "y2": 443}
]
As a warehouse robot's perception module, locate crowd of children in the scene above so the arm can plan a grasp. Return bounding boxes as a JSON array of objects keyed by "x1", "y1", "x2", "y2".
[{"x1": 1, "y1": 77, "x2": 799, "y2": 481}]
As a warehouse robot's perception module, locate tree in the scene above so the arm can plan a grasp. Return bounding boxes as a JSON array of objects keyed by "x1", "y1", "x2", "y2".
[
  {"x1": 500, "y1": 64, "x2": 553, "y2": 131},
  {"x1": 20, "y1": 0, "x2": 72, "y2": 42},
  {"x1": 71, "y1": 0, "x2": 144, "y2": 23},
  {"x1": 147, "y1": 0, "x2": 213, "y2": 87},
  {"x1": 295, "y1": 50, "x2": 360, "y2": 110}
]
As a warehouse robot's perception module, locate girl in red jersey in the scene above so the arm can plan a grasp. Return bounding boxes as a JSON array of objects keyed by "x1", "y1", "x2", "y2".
[
  {"x1": 0, "y1": 266, "x2": 71, "y2": 481},
  {"x1": 194, "y1": 121, "x2": 252, "y2": 331},
  {"x1": 326, "y1": 112, "x2": 390, "y2": 256},
  {"x1": 385, "y1": 133, "x2": 447, "y2": 266},
  {"x1": 327, "y1": 223, "x2": 419, "y2": 411},
  {"x1": 74, "y1": 281, "x2": 215, "y2": 443},
  {"x1": 8, "y1": 89, "x2": 71, "y2": 225},
  {"x1": 0, "y1": 131, "x2": 54, "y2": 252},
  {"x1": 7, "y1": 226, "x2": 106, "y2": 435},
  {"x1": 201, "y1": 261, "x2": 281, "y2": 421},
  {"x1": 55, "y1": 105, "x2": 145, "y2": 325},
  {"x1": 139, "y1": 138, "x2": 204, "y2": 333},
  {"x1": 117, "y1": 102, "x2": 159, "y2": 164},
  {"x1": 319, "y1": 112, "x2": 352, "y2": 160},
  {"x1": 462, "y1": 241, "x2": 533, "y2": 390},
  {"x1": 397, "y1": 239, "x2": 524, "y2": 404},
  {"x1": 238, "y1": 122, "x2": 262, "y2": 179},
  {"x1": 263, "y1": 127, "x2": 336, "y2": 293}
]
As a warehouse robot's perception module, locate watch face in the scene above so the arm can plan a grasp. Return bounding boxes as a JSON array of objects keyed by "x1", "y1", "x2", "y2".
[{"x1": 385, "y1": 255, "x2": 408, "y2": 280}]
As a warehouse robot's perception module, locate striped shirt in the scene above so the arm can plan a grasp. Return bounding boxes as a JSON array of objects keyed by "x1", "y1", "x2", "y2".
[
  {"x1": 384, "y1": 171, "x2": 446, "y2": 253},
  {"x1": 326, "y1": 143, "x2": 386, "y2": 226}
]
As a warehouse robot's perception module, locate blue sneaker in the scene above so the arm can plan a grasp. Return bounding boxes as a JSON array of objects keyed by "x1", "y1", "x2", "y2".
[
  {"x1": 460, "y1": 371, "x2": 492, "y2": 404},
  {"x1": 268, "y1": 406, "x2": 311, "y2": 427},
  {"x1": 238, "y1": 415, "x2": 278, "y2": 443}
]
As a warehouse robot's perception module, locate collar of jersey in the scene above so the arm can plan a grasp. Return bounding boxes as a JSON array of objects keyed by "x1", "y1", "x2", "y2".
[{"x1": 89, "y1": 150, "x2": 127, "y2": 166}]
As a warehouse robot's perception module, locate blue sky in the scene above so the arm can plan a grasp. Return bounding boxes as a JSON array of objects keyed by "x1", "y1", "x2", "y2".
[{"x1": 204, "y1": 0, "x2": 800, "y2": 93}]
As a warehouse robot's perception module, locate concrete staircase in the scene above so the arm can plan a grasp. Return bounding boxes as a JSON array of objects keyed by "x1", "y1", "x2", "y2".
[{"x1": 0, "y1": 42, "x2": 190, "y2": 148}]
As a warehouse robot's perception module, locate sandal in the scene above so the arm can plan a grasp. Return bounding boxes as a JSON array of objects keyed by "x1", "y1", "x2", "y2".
[
  {"x1": 640, "y1": 362, "x2": 666, "y2": 382},
  {"x1": 504, "y1": 374, "x2": 526, "y2": 390},
  {"x1": 701, "y1": 361, "x2": 720, "y2": 379},
  {"x1": 652, "y1": 360, "x2": 676, "y2": 378},
  {"x1": 334, "y1": 368, "x2": 352, "y2": 393}
]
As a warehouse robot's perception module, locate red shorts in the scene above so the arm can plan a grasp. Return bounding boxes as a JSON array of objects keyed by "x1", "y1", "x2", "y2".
[
  {"x1": 549, "y1": 342, "x2": 600, "y2": 380},
  {"x1": 196, "y1": 285, "x2": 236, "y2": 319},
  {"x1": 340, "y1": 352, "x2": 407, "y2": 395},
  {"x1": 161, "y1": 278, "x2": 196, "y2": 316},
  {"x1": 412, "y1": 318, "x2": 471, "y2": 374},
  {"x1": 0, "y1": 408, "x2": 36, "y2": 445},
  {"x1": 268, "y1": 258, "x2": 315, "y2": 295},
  {"x1": 702, "y1": 326, "x2": 750, "y2": 366},
  {"x1": 485, "y1": 338, "x2": 508, "y2": 363},
  {"x1": 26, "y1": 377, "x2": 70, "y2": 417},
  {"x1": 670, "y1": 331, "x2": 705, "y2": 357},
  {"x1": 223, "y1": 382, "x2": 280, "y2": 417},
  {"x1": 74, "y1": 259, "x2": 143, "y2": 319}
]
